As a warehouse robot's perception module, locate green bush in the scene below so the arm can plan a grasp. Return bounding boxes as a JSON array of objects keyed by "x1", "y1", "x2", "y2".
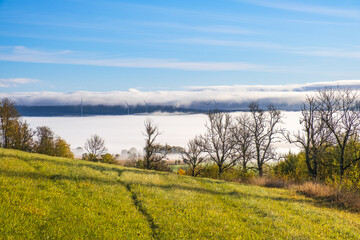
[
  {"x1": 101, "y1": 153, "x2": 117, "y2": 164},
  {"x1": 273, "y1": 152, "x2": 309, "y2": 182}
]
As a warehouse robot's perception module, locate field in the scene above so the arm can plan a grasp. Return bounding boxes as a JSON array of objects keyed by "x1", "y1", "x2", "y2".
[{"x1": 1, "y1": 148, "x2": 360, "y2": 239}]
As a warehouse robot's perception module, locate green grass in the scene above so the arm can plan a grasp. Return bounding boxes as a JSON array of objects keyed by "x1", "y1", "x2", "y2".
[{"x1": 1, "y1": 148, "x2": 360, "y2": 239}]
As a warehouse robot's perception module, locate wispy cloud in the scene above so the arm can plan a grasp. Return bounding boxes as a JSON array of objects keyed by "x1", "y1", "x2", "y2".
[
  {"x1": 0, "y1": 78, "x2": 39, "y2": 88},
  {"x1": 292, "y1": 48, "x2": 360, "y2": 59},
  {"x1": 286, "y1": 19, "x2": 356, "y2": 26},
  {"x1": 166, "y1": 38, "x2": 360, "y2": 60},
  {"x1": 170, "y1": 38, "x2": 283, "y2": 49},
  {"x1": 136, "y1": 22, "x2": 255, "y2": 35},
  {"x1": 3, "y1": 80, "x2": 360, "y2": 109},
  {"x1": 239, "y1": 0, "x2": 360, "y2": 19},
  {"x1": 0, "y1": 46, "x2": 267, "y2": 71}
]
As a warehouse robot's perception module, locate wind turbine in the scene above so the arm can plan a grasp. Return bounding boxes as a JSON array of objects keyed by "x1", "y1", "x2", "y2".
[
  {"x1": 144, "y1": 100, "x2": 148, "y2": 114},
  {"x1": 80, "y1": 98, "x2": 83, "y2": 117},
  {"x1": 205, "y1": 100, "x2": 212, "y2": 113},
  {"x1": 125, "y1": 100, "x2": 130, "y2": 115},
  {"x1": 213, "y1": 99, "x2": 217, "y2": 111}
]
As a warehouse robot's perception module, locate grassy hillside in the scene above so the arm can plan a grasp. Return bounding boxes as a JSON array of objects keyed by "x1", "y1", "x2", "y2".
[{"x1": 1, "y1": 149, "x2": 360, "y2": 239}]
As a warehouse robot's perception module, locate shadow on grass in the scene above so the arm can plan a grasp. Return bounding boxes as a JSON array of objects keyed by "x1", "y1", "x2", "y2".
[
  {"x1": 2, "y1": 150, "x2": 164, "y2": 177},
  {"x1": 0, "y1": 168, "x2": 123, "y2": 185}
]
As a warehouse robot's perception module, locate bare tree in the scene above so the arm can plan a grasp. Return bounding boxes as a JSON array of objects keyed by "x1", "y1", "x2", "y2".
[
  {"x1": 84, "y1": 135, "x2": 107, "y2": 161},
  {"x1": 182, "y1": 136, "x2": 206, "y2": 177},
  {"x1": 231, "y1": 114, "x2": 254, "y2": 173},
  {"x1": 200, "y1": 112, "x2": 238, "y2": 178},
  {"x1": 143, "y1": 118, "x2": 169, "y2": 170},
  {"x1": 316, "y1": 88, "x2": 360, "y2": 179},
  {"x1": 286, "y1": 95, "x2": 331, "y2": 180},
  {"x1": 249, "y1": 102, "x2": 283, "y2": 177}
]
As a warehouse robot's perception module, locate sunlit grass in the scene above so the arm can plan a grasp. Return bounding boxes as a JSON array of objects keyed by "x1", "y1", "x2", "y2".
[{"x1": 1, "y1": 148, "x2": 360, "y2": 239}]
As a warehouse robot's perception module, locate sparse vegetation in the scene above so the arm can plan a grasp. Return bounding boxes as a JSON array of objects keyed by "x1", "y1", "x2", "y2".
[
  {"x1": 182, "y1": 136, "x2": 206, "y2": 176},
  {"x1": 84, "y1": 134, "x2": 107, "y2": 161},
  {"x1": 142, "y1": 118, "x2": 171, "y2": 170}
]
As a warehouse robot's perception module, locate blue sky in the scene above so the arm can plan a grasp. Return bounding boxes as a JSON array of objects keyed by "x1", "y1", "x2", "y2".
[{"x1": 1, "y1": 0, "x2": 360, "y2": 94}]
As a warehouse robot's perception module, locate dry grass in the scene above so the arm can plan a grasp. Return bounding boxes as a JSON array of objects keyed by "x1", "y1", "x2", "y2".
[
  {"x1": 248, "y1": 177, "x2": 360, "y2": 211},
  {"x1": 247, "y1": 176, "x2": 288, "y2": 189},
  {"x1": 295, "y1": 182, "x2": 336, "y2": 199},
  {"x1": 295, "y1": 182, "x2": 360, "y2": 210}
]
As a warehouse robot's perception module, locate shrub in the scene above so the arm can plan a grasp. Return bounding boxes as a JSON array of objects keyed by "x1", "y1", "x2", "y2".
[
  {"x1": 82, "y1": 153, "x2": 97, "y2": 161},
  {"x1": 54, "y1": 137, "x2": 74, "y2": 159},
  {"x1": 273, "y1": 152, "x2": 310, "y2": 182},
  {"x1": 101, "y1": 153, "x2": 117, "y2": 164},
  {"x1": 178, "y1": 168, "x2": 186, "y2": 175}
]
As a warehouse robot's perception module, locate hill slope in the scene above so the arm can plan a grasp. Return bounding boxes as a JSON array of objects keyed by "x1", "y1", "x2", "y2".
[{"x1": 1, "y1": 149, "x2": 360, "y2": 239}]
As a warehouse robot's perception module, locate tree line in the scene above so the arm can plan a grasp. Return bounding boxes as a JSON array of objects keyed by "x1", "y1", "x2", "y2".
[
  {"x1": 0, "y1": 98, "x2": 73, "y2": 158},
  {"x1": 134, "y1": 87, "x2": 360, "y2": 188},
  {"x1": 281, "y1": 88, "x2": 360, "y2": 185},
  {"x1": 180, "y1": 102, "x2": 283, "y2": 178},
  {"x1": 131, "y1": 101, "x2": 283, "y2": 178}
]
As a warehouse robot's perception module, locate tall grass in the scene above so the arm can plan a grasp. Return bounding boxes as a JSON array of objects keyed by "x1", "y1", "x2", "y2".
[{"x1": 248, "y1": 176, "x2": 360, "y2": 211}]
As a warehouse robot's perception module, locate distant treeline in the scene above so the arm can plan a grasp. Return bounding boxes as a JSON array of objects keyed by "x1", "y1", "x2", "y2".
[
  {"x1": 15, "y1": 102, "x2": 302, "y2": 117},
  {"x1": 15, "y1": 105, "x2": 203, "y2": 116}
]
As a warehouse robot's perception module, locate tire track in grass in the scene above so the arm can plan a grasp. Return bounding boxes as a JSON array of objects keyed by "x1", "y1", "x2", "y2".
[
  {"x1": 125, "y1": 183, "x2": 159, "y2": 240},
  {"x1": 93, "y1": 166, "x2": 159, "y2": 239}
]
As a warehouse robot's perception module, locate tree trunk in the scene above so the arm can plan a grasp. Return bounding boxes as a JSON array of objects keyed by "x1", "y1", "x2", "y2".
[
  {"x1": 218, "y1": 164, "x2": 223, "y2": 179},
  {"x1": 258, "y1": 165, "x2": 263, "y2": 177},
  {"x1": 242, "y1": 158, "x2": 247, "y2": 173}
]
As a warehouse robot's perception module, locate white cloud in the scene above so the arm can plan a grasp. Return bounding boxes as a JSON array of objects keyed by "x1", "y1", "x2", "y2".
[
  {"x1": 2, "y1": 80, "x2": 360, "y2": 108},
  {"x1": 0, "y1": 46, "x2": 264, "y2": 71},
  {"x1": 0, "y1": 78, "x2": 39, "y2": 88}
]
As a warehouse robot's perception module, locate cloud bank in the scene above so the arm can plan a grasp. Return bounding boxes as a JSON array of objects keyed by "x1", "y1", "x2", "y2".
[{"x1": 2, "y1": 80, "x2": 360, "y2": 110}]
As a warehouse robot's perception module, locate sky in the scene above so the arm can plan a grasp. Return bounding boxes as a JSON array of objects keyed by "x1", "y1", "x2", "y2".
[{"x1": 1, "y1": 0, "x2": 360, "y2": 105}]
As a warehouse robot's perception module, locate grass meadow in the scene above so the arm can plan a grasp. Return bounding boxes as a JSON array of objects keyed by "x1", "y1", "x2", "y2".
[{"x1": 1, "y1": 148, "x2": 360, "y2": 239}]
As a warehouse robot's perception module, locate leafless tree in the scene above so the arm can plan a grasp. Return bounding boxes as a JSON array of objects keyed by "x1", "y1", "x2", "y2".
[
  {"x1": 249, "y1": 102, "x2": 283, "y2": 177},
  {"x1": 286, "y1": 95, "x2": 331, "y2": 180},
  {"x1": 316, "y1": 88, "x2": 360, "y2": 179},
  {"x1": 200, "y1": 112, "x2": 238, "y2": 178},
  {"x1": 84, "y1": 134, "x2": 107, "y2": 161},
  {"x1": 143, "y1": 118, "x2": 169, "y2": 170},
  {"x1": 182, "y1": 136, "x2": 206, "y2": 177},
  {"x1": 231, "y1": 114, "x2": 254, "y2": 173}
]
